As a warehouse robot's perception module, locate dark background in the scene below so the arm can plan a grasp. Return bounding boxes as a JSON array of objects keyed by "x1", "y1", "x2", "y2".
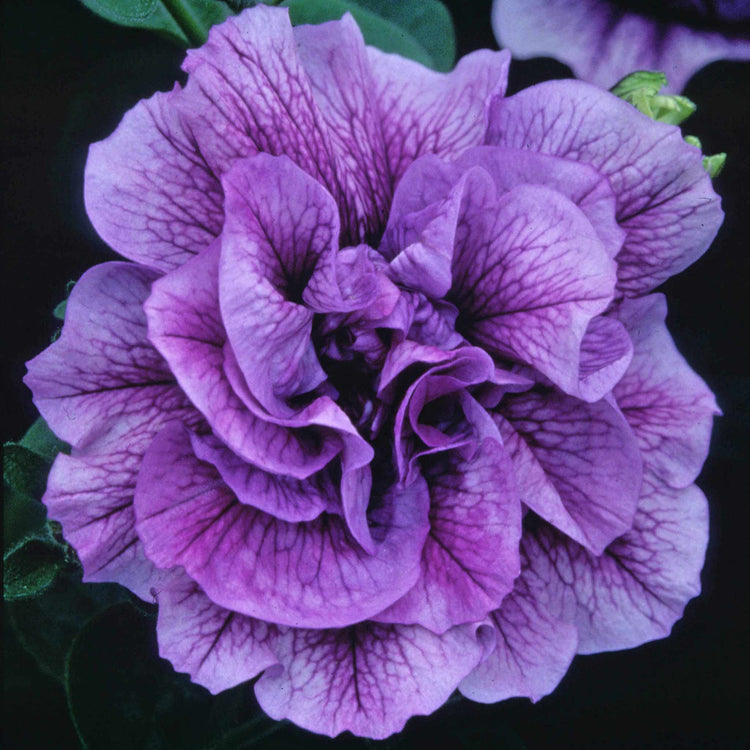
[{"x1": 2, "y1": 0, "x2": 748, "y2": 747}]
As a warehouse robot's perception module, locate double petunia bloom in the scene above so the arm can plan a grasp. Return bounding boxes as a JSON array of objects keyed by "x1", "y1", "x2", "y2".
[{"x1": 26, "y1": 6, "x2": 722, "y2": 739}]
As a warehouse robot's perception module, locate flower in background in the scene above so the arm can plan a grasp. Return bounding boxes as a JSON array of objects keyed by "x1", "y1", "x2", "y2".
[
  {"x1": 492, "y1": 0, "x2": 750, "y2": 92},
  {"x1": 25, "y1": 5, "x2": 721, "y2": 739}
]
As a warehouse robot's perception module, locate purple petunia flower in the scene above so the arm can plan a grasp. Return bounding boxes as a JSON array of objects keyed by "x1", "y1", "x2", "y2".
[
  {"x1": 25, "y1": 6, "x2": 722, "y2": 739},
  {"x1": 492, "y1": 0, "x2": 750, "y2": 92}
]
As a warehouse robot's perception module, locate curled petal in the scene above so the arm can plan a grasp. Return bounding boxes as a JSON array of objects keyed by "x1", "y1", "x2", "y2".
[
  {"x1": 255, "y1": 621, "x2": 491, "y2": 739},
  {"x1": 486, "y1": 80, "x2": 724, "y2": 295},
  {"x1": 497, "y1": 391, "x2": 642, "y2": 554},
  {"x1": 459, "y1": 552, "x2": 578, "y2": 703},
  {"x1": 145, "y1": 242, "x2": 340, "y2": 479},
  {"x1": 450, "y1": 176, "x2": 616, "y2": 396},
  {"x1": 135, "y1": 424, "x2": 430, "y2": 629},
  {"x1": 374, "y1": 441, "x2": 522, "y2": 633},
  {"x1": 219, "y1": 154, "x2": 337, "y2": 416}
]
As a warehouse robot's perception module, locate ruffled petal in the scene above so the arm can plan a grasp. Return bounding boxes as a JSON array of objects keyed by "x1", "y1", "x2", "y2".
[
  {"x1": 25, "y1": 262, "x2": 178, "y2": 447},
  {"x1": 145, "y1": 242, "x2": 341, "y2": 479},
  {"x1": 177, "y1": 7, "x2": 342, "y2": 206},
  {"x1": 84, "y1": 88, "x2": 223, "y2": 271},
  {"x1": 255, "y1": 621, "x2": 491, "y2": 739},
  {"x1": 43, "y1": 399, "x2": 200, "y2": 600},
  {"x1": 449, "y1": 175, "x2": 616, "y2": 396},
  {"x1": 496, "y1": 391, "x2": 642, "y2": 554},
  {"x1": 219, "y1": 154, "x2": 336, "y2": 416},
  {"x1": 374, "y1": 441, "x2": 521, "y2": 633},
  {"x1": 613, "y1": 294, "x2": 720, "y2": 487},
  {"x1": 367, "y1": 47, "x2": 510, "y2": 186},
  {"x1": 135, "y1": 424, "x2": 430, "y2": 629},
  {"x1": 459, "y1": 550, "x2": 578, "y2": 703},
  {"x1": 486, "y1": 80, "x2": 724, "y2": 295},
  {"x1": 293, "y1": 15, "x2": 392, "y2": 242},
  {"x1": 523, "y1": 474, "x2": 708, "y2": 653},
  {"x1": 155, "y1": 571, "x2": 278, "y2": 694},
  {"x1": 190, "y1": 433, "x2": 339, "y2": 522}
]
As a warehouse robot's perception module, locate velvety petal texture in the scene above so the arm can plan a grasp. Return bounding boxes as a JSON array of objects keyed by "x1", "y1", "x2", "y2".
[
  {"x1": 492, "y1": 0, "x2": 750, "y2": 94},
  {"x1": 27, "y1": 5, "x2": 721, "y2": 740}
]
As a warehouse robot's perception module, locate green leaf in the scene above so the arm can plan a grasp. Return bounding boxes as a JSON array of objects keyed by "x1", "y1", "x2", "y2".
[
  {"x1": 350, "y1": 0, "x2": 455, "y2": 72},
  {"x1": 8, "y1": 573, "x2": 134, "y2": 681},
  {"x1": 3, "y1": 534, "x2": 76, "y2": 601},
  {"x1": 77, "y1": 0, "x2": 232, "y2": 46},
  {"x1": 19, "y1": 417, "x2": 69, "y2": 462},
  {"x1": 280, "y1": 0, "x2": 437, "y2": 70}
]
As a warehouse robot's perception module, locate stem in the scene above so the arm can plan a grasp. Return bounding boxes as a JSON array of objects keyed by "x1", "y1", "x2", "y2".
[{"x1": 160, "y1": 0, "x2": 209, "y2": 46}]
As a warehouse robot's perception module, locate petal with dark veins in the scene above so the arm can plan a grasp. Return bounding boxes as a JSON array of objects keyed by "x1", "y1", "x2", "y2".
[
  {"x1": 43, "y1": 398, "x2": 200, "y2": 600},
  {"x1": 374, "y1": 441, "x2": 521, "y2": 633},
  {"x1": 254, "y1": 621, "x2": 491, "y2": 739},
  {"x1": 368, "y1": 47, "x2": 510, "y2": 187},
  {"x1": 613, "y1": 294, "x2": 720, "y2": 487},
  {"x1": 135, "y1": 424, "x2": 429, "y2": 629},
  {"x1": 84, "y1": 87, "x2": 224, "y2": 272},
  {"x1": 486, "y1": 80, "x2": 724, "y2": 295},
  {"x1": 294, "y1": 15, "x2": 392, "y2": 242},
  {"x1": 523, "y1": 474, "x2": 708, "y2": 653},
  {"x1": 219, "y1": 154, "x2": 336, "y2": 416},
  {"x1": 156, "y1": 571, "x2": 278, "y2": 695},
  {"x1": 497, "y1": 391, "x2": 642, "y2": 554},
  {"x1": 492, "y1": 0, "x2": 750, "y2": 94},
  {"x1": 145, "y1": 242, "x2": 341, "y2": 479},
  {"x1": 189, "y1": 433, "x2": 339, "y2": 522},
  {"x1": 459, "y1": 549, "x2": 578, "y2": 703},
  {"x1": 450, "y1": 176, "x2": 616, "y2": 397},
  {"x1": 25, "y1": 262, "x2": 178, "y2": 448}
]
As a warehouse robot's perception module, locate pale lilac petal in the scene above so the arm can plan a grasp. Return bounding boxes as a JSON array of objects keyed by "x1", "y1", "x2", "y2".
[
  {"x1": 613, "y1": 294, "x2": 720, "y2": 487},
  {"x1": 374, "y1": 441, "x2": 522, "y2": 633},
  {"x1": 492, "y1": 0, "x2": 750, "y2": 94},
  {"x1": 450, "y1": 176, "x2": 616, "y2": 396},
  {"x1": 578, "y1": 316, "x2": 633, "y2": 403},
  {"x1": 486, "y1": 80, "x2": 724, "y2": 295},
  {"x1": 459, "y1": 550, "x2": 578, "y2": 703},
  {"x1": 497, "y1": 391, "x2": 642, "y2": 554},
  {"x1": 255, "y1": 621, "x2": 490, "y2": 739},
  {"x1": 219, "y1": 154, "x2": 336, "y2": 416},
  {"x1": 454, "y1": 145, "x2": 625, "y2": 260},
  {"x1": 156, "y1": 571, "x2": 278, "y2": 695},
  {"x1": 25, "y1": 262, "x2": 178, "y2": 447},
  {"x1": 367, "y1": 46, "x2": 510, "y2": 186},
  {"x1": 294, "y1": 15, "x2": 392, "y2": 242},
  {"x1": 43, "y1": 400, "x2": 200, "y2": 600},
  {"x1": 177, "y1": 7, "x2": 341, "y2": 207},
  {"x1": 145, "y1": 242, "x2": 340, "y2": 479},
  {"x1": 135, "y1": 424, "x2": 430, "y2": 629},
  {"x1": 84, "y1": 87, "x2": 223, "y2": 271},
  {"x1": 524, "y1": 474, "x2": 709, "y2": 653},
  {"x1": 190, "y1": 433, "x2": 339, "y2": 522}
]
